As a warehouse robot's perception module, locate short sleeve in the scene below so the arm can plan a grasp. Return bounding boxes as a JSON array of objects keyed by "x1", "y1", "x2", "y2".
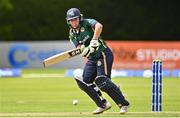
[{"x1": 86, "y1": 19, "x2": 98, "y2": 27}]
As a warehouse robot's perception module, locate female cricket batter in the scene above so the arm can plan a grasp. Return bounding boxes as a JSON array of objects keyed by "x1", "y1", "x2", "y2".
[{"x1": 66, "y1": 8, "x2": 130, "y2": 114}]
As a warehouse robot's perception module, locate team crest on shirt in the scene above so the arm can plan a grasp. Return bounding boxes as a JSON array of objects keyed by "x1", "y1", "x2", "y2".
[
  {"x1": 80, "y1": 27, "x2": 85, "y2": 32},
  {"x1": 97, "y1": 60, "x2": 102, "y2": 66}
]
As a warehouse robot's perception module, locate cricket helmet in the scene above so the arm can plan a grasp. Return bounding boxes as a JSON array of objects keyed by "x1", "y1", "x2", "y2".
[{"x1": 66, "y1": 8, "x2": 83, "y2": 21}]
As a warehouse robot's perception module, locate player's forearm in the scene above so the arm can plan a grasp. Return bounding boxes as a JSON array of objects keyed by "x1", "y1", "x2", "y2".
[{"x1": 92, "y1": 23, "x2": 103, "y2": 40}]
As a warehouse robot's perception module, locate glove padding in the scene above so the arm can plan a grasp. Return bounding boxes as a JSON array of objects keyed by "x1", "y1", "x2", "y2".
[
  {"x1": 80, "y1": 45, "x2": 94, "y2": 57},
  {"x1": 89, "y1": 39, "x2": 100, "y2": 52}
]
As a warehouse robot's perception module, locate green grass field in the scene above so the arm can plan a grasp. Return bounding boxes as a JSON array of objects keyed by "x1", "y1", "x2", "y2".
[{"x1": 0, "y1": 69, "x2": 180, "y2": 117}]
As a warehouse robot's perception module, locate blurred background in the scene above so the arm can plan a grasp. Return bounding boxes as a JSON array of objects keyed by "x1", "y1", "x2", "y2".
[
  {"x1": 0, "y1": 0, "x2": 180, "y2": 77},
  {"x1": 0, "y1": 0, "x2": 180, "y2": 115},
  {"x1": 0, "y1": 0, "x2": 180, "y2": 41}
]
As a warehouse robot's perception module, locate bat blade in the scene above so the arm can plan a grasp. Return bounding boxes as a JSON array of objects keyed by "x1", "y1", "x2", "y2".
[{"x1": 43, "y1": 48, "x2": 81, "y2": 67}]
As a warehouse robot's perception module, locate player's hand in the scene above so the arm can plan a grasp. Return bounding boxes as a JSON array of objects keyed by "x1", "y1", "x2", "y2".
[
  {"x1": 89, "y1": 39, "x2": 100, "y2": 52},
  {"x1": 80, "y1": 45, "x2": 94, "y2": 57}
]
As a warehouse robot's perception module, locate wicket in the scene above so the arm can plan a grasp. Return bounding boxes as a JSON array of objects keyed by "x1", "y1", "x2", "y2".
[{"x1": 152, "y1": 59, "x2": 162, "y2": 112}]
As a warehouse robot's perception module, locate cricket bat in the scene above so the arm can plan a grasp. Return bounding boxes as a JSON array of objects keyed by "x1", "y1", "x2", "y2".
[{"x1": 43, "y1": 48, "x2": 81, "y2": 67}]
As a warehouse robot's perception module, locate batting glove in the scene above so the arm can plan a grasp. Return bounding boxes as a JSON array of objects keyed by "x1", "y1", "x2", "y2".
[
  {"x1": 80, "y1": 45, "x2": 94, "y2": 57},
  {"x1": 89, "y1": 39, "x2": 100, "y2": 52}
]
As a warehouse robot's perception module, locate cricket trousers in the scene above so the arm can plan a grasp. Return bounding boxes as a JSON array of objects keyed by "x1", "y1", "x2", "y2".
[{"x1": 83, "y1": 47, "x2": 130, "y2": 106}]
